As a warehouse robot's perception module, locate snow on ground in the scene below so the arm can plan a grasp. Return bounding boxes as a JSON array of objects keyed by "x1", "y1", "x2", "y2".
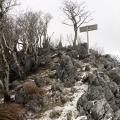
[
  {"x1": 39, "y1": 66, "x2": 92, "y2": 120},
  {"x1": 40, "y1": 81, "x2": 88, "y2": 120}
]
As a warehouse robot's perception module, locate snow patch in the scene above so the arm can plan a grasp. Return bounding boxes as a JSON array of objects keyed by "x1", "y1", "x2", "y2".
[{"x1": 40, "y1": 81, "x2": 88, "y2": 120}]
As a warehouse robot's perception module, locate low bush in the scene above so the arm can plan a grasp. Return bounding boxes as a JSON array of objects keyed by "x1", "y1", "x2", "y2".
[
  {"x1": 23, "y1": 81, "x2": 47, "y2": 95},
  {"x1": 0, "y1": 103, "x2": 25, "y2": 120}
]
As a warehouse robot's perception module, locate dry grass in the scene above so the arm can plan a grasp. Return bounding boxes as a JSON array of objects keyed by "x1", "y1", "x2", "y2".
[
  {"x1": 37, "y1": 88, "x2": 47, "y2": 95},
  {"x1": 0, "y1": 103, "x2": 25, "y2": 120},
  {"x1": 23, "y1": 81, "x2": 47, "y2": 96}
]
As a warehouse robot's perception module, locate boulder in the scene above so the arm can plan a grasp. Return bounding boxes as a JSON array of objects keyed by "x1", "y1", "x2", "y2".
[
  {"x1": 115, "y1": 86, "x2": 120, "y2": 98},
  {"x1": 108, "y1": 67, "x2": 120, "y2": 84},
  {"x1": 90, "y1": 99, "x2": 107, "y2": 120},
  {"x1": 25, "y1": 100, "x2": 42, "y2": 113},
  {"x1": 112, "y1": 110, "x2": 120, "y2": 120},
  {"x1": 83, "y1": 101, "x2": 93, "y2": 111},
  {"x1": 103, "y1": 86, "x2": 114, "y2": 101},
  {"x1": 34, "y1": 76, "x2": 46, "y2": 87},
  {"x1": 108, "y1": 82, "x2": 118, "y2": 94},
  {"x1": 87, "y1": 86, "x2": 102, "y2": 101},
  {"x1": 15, "y1": 88, "x2": 26, "y2": 104},
  {"x1": 67, "y1": 110, "x2": 72, "y2": 120},
  {"x1": 56, "y1": 54, "x2": 78, "y2": 87},
  {"x1": 51, "y1": 82, "x2": 64, "y2": 93},
  {"x1": 77, "y1": 94, "x2": 88, "y2": 109},
  {"x1": 49, "y1": 110, "x2": 62, "y2": 119}
]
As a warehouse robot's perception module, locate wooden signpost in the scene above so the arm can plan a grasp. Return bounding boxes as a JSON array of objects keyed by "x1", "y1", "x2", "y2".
[{"x1": 80, "y1": 24, "x2": 98, "y2": 54}]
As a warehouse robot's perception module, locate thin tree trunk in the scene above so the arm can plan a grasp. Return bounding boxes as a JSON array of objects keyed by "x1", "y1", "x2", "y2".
[
  {"x1": 73, "y1": 26, "x2": 78, "y2": 47},
  {"x1": 0, "y1": 34, "x2": 10, "y2": 94},
  {"x1": 0, "y1": 1, "x2": 10, "y2": 94},
  {"x1": 2, "y1": 34, "x2": 25, "y2": 79},
  {"x1": 40, "y1": 36, "x2": 42, "y2": 48}
]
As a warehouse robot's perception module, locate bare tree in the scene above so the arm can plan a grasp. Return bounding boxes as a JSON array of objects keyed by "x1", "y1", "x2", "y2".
[
  {"x1": 61, "y1": 0, "x2": 93, "y2": 47},
  {"x1": 54, "y1": 34, "x2": 63, "y2": 48},
  {"x1": 2, "y1": 0, "x2": 19, "y2": 15},
  {"x1": 42, "y1": 13, "x2": 53, "y2": 48},
  {"x1": 17, "y1": 11, "x2": 53, "y2": 50},
  {"x1": 0, "y1": 0, "x2": 53, "y2": 103},
  {"x1": 0, "y1": 0, "x2": 19, "y2": 101},
  {"x1": 66, "y1": 33, "x2": 73, "y2": 46}
]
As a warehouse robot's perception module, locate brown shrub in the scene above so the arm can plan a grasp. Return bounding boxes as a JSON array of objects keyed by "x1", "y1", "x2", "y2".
[
  {"x1": 23, "y1": 81, "x2": 38, "y2": 94},
  {"x1": 23, "y1": 81, "x2": 47, "y2": 95},
  {"x1": 37, "y1": 88, "x2": 47, "y2": 96},
  {"x1": 0, "y1": 103, "x2": 25, "y2": 120}
]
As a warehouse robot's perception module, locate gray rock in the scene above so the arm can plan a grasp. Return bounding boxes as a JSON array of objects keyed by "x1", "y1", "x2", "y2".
[
  {"x1": 115, "y1": 98, "x2": 120, "y2": 108},
  {"x1": 85, "y1": 65, "x2": 91, "y2": 71},
  {"x1": 79, "y1": 107, "x2": 86, "y2": 116},
  {"x1": 111, "y1": 104, "x2": 119, "y2": 112},
  {"x1": 74, "y1": 110, "x2": 79, "y2": 119},
  {"x1": 115, "y1": 86, "x2": 120, "y2": 98},
  {"x1": 88, "y1": 74, "x2": 98, "y2": 85},
  {"x1": 72, "y1": 59, "x2": 81, "y2": 68},
  {"x1": 60, "y1": 95, "x2": 68, "y2": 104},
  {"x1": 108, "y1": 67, "x2": 120, "y2": 85},
  {"x1": 83, "y1": 101, "x2": 93, "y2": 111},
  {"x1": 103, "y1": 74, "x2": 111, "y2": 83},
  {"x1": 102, "y1": 109, "x2": 113, "y2": 120},
  {"x1": 49, "y1": 70, "x2": 56, "y2": 78},
  {"x1": 90, "y1": 99, "x2": 107, "y2": 120},
  {"x1": 108, "y1": 97, "x2": 116, "y2": 106},
  {"x1": 87, "y1": 86, "x2": 102, "y2": 101},
  {"x1": 49, "y1": 110, "x2": 62, "y2": 119},
  {"x1": 98, "y1": 76, "x2": 107, "y2": 87},
  {"x1": 56, "y1": 54, "x2": 78, "y2": 87},
  {"x1": 87, "y1": 114, "x2": 95, "y2": 120},
  {"x1": 15, "y1": 89, "x2": 26, "y2": 104},
  {"x1": 108, "y1": 82, "x2": 118, "y2": 94},
  {"x1": 103, "y1": 86, "x2": 114, "y2": 101},
  {"x1": 9, "y1": 80, "x2": 21, "y2": 90},
  {"x1": 77, "y1": 94, "x2": 88, "y2": 109},
  {"x1": 17, "y1": 112, "x2": 28, "y2": 120},
  {"x1": 51, "y1": 82, "x2": 64, "y2": 92},
  {"x1": 112, "y1": 110, "x2": 120, "y2": 120},
  {"x1": 67, "y1": 110, "x2": 72, "y2": 120},
  {"x1": 50, "y1": 63, "x2": 59, "y2": 70},
  {"x1": 67, "y1": 50, "x2": 78, "y2": 59},
  {"x1": 79, "y1": 54, "x2": 89, "y2": 59},
  {"x1": 34, "y1": 76, "x2": 46, "y2": 87},
  {"x1": 25, "y1": 100, "x2": 42, "y2": 113}
]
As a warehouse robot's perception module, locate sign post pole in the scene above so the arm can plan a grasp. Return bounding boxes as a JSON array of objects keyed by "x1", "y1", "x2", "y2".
[
  {"x1": 86, "y1": 26, "x2": 89, "y2": 54},
  {"x1": 80, "y1": 24, "x2": 98, "y2": 55}
]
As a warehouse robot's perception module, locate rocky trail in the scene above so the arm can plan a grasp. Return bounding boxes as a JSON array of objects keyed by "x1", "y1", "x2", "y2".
[
  {"x1": 28, "y1": 63, "x2": 92, "y2": 120},
  {"x1": 0, "y1": 45, "x2": 120, "y2": 120}
]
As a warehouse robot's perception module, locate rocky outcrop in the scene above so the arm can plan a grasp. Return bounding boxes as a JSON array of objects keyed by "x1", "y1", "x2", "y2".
[
  {"x1": 77, "y1": 70, "x2": 120, "y2": 120},
  {"x1": 56, "y1": 53, "x2": 79, "y2": 87},
  {"x1": 15, "y1": 81, "x2": 46, "y2": 113},
  {"x1": 1, "y1": 43, "x2": 120, "y2": 120}
]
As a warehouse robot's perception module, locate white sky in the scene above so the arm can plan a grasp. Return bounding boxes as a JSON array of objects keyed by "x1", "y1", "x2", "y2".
[{"x1": 17, "y1": 0, "x2": 120, "y2": 55}]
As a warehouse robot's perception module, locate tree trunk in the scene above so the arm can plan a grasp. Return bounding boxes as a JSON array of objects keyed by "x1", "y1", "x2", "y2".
[
  {"x1": 40, "y1": 36, "x2": 42, "y2": 48},
  {"x1": 73, "y1": 24, "x2": 78, "y2": 47},
  {"x1": 0, "y1": 34, "x2": 10, "y2": 94},
  {"x1": 12, "y1": 51, "x2": 25, "y2": 79},
  {"x1": 0, "y1": 1, "x2": 10, "y2": 94}
]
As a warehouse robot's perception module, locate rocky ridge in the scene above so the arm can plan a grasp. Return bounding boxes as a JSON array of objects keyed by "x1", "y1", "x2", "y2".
[{"x1": 0, "y1": 43, "x2": 120, "y2": 120}]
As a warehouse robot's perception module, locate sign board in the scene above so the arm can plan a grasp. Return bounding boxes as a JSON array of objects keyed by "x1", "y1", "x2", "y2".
[
  {"x1": 79, "y1": 24, "x2": 98, "y2": 54},
  {"x1": 80, "y1": 24, "x2": 98, "y2": 32}
]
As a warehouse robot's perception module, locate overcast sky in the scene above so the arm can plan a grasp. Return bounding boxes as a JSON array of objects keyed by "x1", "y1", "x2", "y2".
[{"x1": 19, "y1": 0, "x2": 120, "y2": 55}]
